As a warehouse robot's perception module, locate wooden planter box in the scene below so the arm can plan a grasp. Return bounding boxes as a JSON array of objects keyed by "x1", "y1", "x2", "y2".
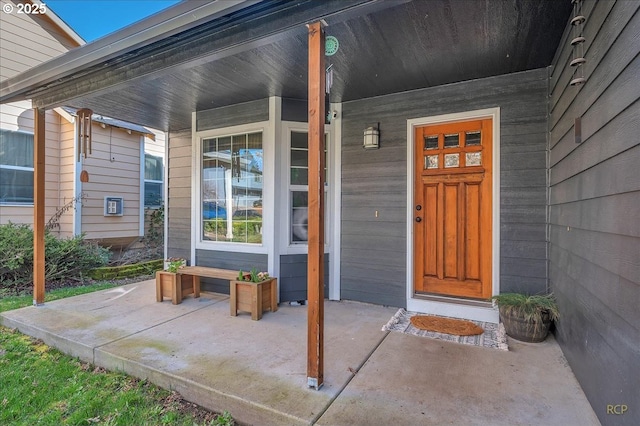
[
  {"x1": 230, "y1": 278, "x2": 278, "y2": 320},
  {"x1": 155, "y1": 271, "x2": 198, "y2": 304}
]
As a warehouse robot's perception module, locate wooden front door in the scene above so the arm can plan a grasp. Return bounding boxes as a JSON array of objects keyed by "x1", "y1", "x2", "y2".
[{"x1": 414, "y1": 119, "x2": 492, "y2": 300}]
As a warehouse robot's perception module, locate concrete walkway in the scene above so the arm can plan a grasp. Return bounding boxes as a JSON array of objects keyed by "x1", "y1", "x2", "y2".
[{"x1": 0, "y1": 280, "x2": 600, "y2": 425}]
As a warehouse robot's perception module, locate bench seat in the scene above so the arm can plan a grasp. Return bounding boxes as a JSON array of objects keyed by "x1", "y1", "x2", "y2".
[{"x1": 156, "y1": 266, "x2": 245, "y2": 304}]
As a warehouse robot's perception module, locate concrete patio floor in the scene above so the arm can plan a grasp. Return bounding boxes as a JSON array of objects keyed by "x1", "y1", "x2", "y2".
[{"x1": 1, "y1": 279, "x2": 600, "y2": 425}]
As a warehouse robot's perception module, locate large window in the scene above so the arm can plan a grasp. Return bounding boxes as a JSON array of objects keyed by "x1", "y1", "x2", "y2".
[
  {"x1": 144, "y1": 153, "x2": 163, "y2": 207},
  {"x1": 289, "y1": 131, "x2": 327, "y2": 244},
  {"x1": 0, "y1": 129, "x2": 34, "y2": 204},
  {"x1": 202, "y1": 132, "x2": 263, "y2": 243}
]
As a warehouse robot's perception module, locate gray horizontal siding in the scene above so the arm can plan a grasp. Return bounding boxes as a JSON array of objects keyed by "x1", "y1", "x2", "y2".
[
  {"x1": 166, "y1": 130, "x2": 192, "y2": 261},
  {"x1": 195, "y1": 250, "x2": 268, "y2": 294},
  {"x1": 548, "y1": 1, "x2": 640, "y2": 424},
  {"x1": 196, "y1": 98, "x2": 269, "y2": 131},
  {"x1": 341, "y1": 67, "x2": 550, "y2": 307},
  {"x1": 279, "y1": 254, "x2": 329, "y2": 302}
]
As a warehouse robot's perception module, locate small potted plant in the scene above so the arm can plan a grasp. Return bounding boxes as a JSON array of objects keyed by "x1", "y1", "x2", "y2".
[
  {"x1": 164, "y1": 257, "x2": 186, "y2": 272},
  {"x1": 492, "y1": 292, "x2": 559, "y2": 342},
  {"x1": 230, "y1": 268, "x2": 278, "y2": 320}
]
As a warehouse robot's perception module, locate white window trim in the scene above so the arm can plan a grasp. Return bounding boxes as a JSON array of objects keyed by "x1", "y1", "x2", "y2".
[
  {"x1": 406, "y1": 107, "x2": 500, "y2": 324},
  {"x1": 193, "y1": 120, "x2": 273, "y2": 254}
]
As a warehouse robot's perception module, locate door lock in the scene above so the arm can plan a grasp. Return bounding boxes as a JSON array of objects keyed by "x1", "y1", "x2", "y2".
[
  {"x1": 415, "y1": 217, "x2": 422, "y2": 222},
  {"x1": 416, "y1": 205, "x2": 422, "y2": 211}
]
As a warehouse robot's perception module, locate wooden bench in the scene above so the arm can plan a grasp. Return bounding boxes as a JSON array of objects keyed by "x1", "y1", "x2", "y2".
[
  {"x1": 179, "y1": 266, "x2": 244, "y2": 302},
  {"x1": 156, "y1": 266, "x2": 238, "y2": 305},
  {"x1": 158, "y1": 267, "x2": 278, "y2": 320}
]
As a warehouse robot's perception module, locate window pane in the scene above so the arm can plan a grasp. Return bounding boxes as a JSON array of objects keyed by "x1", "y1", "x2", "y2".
[
  {"x1": 0, "y1": 130, "x2": 34, "y2": 204},
  {"x1": 144, "y1": 181, "x2": 163, "y2": 207},
  {"x1": 0, "y1": 168, "x2": 34, "y2": 203},
  {"x1": 289, "y1": 131, "x2": 328, "y2": 245},
  {"x1": 291, "y1": 168, "x2": 308, "y2": 186},
  {"x1": 0, "y1": 130, "x2": 34, "y2": 167},
  {"x1": 144, "y1": 154, "x2": 163, "y2": 181},
  {"x1": 291, "y1": 132, "x2": 308, "y2": 149},
  {"x1": 202, "y1": 132, "x2": 262, "y2": 243},
  {"x1": 291, "y1": 149, "x2": 308, "y2": 168},
  {"x1": 291, "y1": 191, "x2": 308, "y2": 242}
]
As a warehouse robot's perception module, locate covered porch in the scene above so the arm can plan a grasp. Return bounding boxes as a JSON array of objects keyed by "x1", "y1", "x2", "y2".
[{"x1": 1, "y1": 280, "x2": 598, "y2": 425}]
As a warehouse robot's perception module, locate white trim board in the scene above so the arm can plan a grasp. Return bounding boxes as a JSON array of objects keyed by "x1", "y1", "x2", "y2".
[{"x1": 405, "y1": 107, "x2": 500, "y2": 324}]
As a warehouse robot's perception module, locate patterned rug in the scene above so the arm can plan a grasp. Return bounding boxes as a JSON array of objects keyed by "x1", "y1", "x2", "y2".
[{"x1": 382, "y1": 309, "x2": 508, "y2": 351}]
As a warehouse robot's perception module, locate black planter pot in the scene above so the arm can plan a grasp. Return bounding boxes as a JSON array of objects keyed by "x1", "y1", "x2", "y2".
[{"x1": 499, "y1": 306, "x2": 552, "y2": 343}]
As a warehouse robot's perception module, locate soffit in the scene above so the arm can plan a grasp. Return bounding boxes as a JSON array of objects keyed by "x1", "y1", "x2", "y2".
[{"x1": 3, "y1": 0, "x2": 571, "y2": 131}]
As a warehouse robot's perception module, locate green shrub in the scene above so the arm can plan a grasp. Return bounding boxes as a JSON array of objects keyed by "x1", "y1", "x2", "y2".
[
  {"x1": 88, "y1": 259, "x2": 163, "y2": 280},
  {"x1": 0, "y1": 223, "x2": 110, "y2": 295}
]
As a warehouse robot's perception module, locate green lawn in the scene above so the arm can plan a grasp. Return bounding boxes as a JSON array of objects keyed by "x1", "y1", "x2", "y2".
[
  {"x1": 0, "y1": 283, "x2": 234, "y2": 426},
  {"x1": 0, "y1": 282, "x2": 118, "y2": 313}
]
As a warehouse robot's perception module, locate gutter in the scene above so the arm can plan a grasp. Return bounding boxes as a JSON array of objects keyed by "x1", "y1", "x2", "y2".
[{"x1": 0, "y1": 0, "x2": 259, "y2": 102}]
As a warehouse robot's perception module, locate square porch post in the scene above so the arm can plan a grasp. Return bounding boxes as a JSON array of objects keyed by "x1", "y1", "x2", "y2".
[
  {"x1": 307, "y1": 21, "x2": 326, "y2": 390},
  {"x1": 33, "y1": 106, "x2": 46, "y2": 305}
]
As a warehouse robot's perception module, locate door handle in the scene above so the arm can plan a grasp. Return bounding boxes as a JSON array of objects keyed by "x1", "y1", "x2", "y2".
[{"x1": 415, "y1": 217, "x2": 422, "y2": 223}]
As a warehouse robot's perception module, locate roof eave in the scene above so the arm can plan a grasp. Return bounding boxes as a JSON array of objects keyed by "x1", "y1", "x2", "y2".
[{"x1": 0, "y1": 0, "x2": 260, "y2": 103}]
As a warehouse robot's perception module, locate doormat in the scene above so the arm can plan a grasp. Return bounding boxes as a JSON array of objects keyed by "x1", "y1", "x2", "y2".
[
  {"x1": 382, "y1": 309, "x2": 508, "y2": 351},
  {"x1": 410, "y1": 315, "x2": 484, "y2": 336}
]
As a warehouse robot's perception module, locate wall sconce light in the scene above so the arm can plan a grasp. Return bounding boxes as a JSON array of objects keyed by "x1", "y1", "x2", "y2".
[{"x1": 363, "y1": 123, "x2": 380, "y2": 150}]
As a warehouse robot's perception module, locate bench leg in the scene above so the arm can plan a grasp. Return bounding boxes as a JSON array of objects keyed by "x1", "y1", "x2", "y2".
[
  {"x1": 230, "y1": 280, "x2": 238, "y2": 316},
  {"x1": 270, "y1": 278, "x2": 278, "y2": 312},
  {"x1": 193, "y1": 275, "x2": 200, "y2": 298}
]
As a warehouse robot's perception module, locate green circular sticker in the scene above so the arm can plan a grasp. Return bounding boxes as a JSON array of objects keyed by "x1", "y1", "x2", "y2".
[{"x1": 325, "y1": 36, "x2": 339, "y2": 56}]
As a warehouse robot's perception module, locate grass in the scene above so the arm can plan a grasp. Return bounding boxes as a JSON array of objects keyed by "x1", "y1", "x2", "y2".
[
  {"x1": 0, "y1": 282, "x2": 234, "y2": 425},
  {"x1": 0, "y1": 282, "x2": 119, "y2": 313}
]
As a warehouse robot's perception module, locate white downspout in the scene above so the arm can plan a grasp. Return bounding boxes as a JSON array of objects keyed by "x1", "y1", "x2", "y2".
[{"x1": 73, "y1": 116, "x2": 82, "y2": 236}]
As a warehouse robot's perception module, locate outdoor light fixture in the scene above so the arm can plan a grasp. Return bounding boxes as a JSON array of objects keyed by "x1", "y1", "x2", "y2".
[{"x1": 363, "y1": 123, "x2": 380, "y2": 150}]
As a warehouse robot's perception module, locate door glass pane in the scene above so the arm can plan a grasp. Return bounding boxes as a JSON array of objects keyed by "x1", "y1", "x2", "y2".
[
  {"x1": 444, "y1": 133, "x2": 459, "y2": 148},
  {"x1": 425, "y1": 155, "x2": 438, "y2": 169},
  {"x1": 444, "y1": 153, "x2": 459, "y2": 168},
  {"x1": 466, "y1": 152, "x2": 481, "y2": 166},
  {"x1": 424, "y1": 135, "x2": 438, "y2": 150},
  {"x1": 465, "y1": 131, "x2": 481, "y2": 146}
]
